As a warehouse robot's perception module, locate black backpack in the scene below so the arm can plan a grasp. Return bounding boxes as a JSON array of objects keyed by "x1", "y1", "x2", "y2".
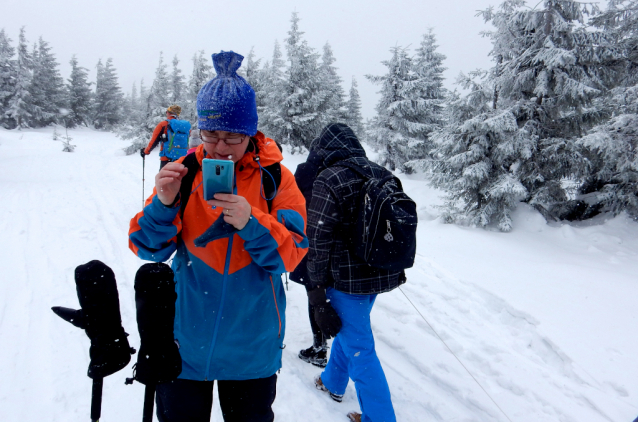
[{"x1": 337, "y1": 160, "x2": 417, "y2": 271}]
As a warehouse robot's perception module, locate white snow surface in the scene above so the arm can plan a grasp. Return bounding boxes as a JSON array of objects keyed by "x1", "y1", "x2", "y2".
[{"x1": 0, "y1": 127, "x2": 636, "y2": 422}]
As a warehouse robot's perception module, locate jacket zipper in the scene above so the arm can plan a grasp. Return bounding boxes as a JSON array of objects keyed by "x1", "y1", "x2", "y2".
[{"x1": 203, "y1": 184, "x2": 237, "y2": 380}]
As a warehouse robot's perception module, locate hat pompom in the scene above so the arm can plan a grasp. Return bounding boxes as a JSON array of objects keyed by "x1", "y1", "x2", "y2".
[
  {"x1": 196, "y1": 50, "x2": 258, "y2": 136},
  {"x1": 213, "y1": 51, "x2": 243, "y2": 77}
]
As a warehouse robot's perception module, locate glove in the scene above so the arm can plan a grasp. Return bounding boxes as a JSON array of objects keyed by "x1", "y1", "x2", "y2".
[
  {"x1": 140, "y1": 148, "x2": 146, "y2": 158},
  {"x1": 52, "y1": 260, "x2": 135, "y2": 379},
  {"x1": 307, "y1": 288, "x2": 342, "y2": 338},
  {"x1": 131, "y1": 263, "x2": 181, "y2": 385}
]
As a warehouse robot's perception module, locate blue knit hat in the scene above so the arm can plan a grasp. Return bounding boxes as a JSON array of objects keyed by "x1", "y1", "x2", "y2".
[{"x1": 197, "y1": 51, "x2": 258, "y2": 136}]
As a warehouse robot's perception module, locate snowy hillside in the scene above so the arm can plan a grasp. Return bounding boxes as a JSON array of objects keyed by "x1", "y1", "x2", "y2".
[{"x1": 0, "y1": 127, "x2": 636, "y2": 422}]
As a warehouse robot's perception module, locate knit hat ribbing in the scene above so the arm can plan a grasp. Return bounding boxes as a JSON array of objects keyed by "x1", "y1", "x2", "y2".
[{"x1": 196, "y1": 51, "x2": 258, "y2": 136}]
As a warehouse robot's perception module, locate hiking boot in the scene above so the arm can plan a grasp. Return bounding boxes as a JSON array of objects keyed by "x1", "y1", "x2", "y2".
[
  {"x1": 347, "y1": 412, "x2": 362, "y2": 422},
  {"x1": 299, "y1": 345, "x2": 327, "y2": 367},
  {"x1": 314, "y1": 374, "x2": 343, "y2": 403}
]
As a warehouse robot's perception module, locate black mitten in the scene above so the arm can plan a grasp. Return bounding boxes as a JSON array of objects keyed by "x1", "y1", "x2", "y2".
[
  {"x1": 132, "y1": 263, "x2": 181, "y2": 385},
  {"x1": 52, "y1": 260, "x2": 134, "y2": 379},
  {"x1": 307, "y1": 288, "x2": 342, "y2": 339}
]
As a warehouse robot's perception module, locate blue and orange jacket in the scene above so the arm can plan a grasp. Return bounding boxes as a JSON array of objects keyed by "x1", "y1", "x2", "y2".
[
  {"x1": 144, "y1": 117, "x2": 175, "y2": 161},
  {"x1": 129, "y1": 132, "x2": 308, "y2": 380}
]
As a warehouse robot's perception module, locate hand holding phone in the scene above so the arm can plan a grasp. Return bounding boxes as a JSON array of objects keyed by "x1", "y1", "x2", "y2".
[{"x1": 203, "y1": 159, "x2": 234, "y2": 201}]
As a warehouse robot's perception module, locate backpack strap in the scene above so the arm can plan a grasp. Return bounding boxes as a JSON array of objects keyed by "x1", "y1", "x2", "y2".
[
  {"x1": 336, "y1": 160, "x2": 403, "y2": 190},
  {"x1": 179, "y1": 153, "x2": 201, "y2": 219},
  {"x1": 261, "y1": 162, "x2": 281, "y2": 214}
]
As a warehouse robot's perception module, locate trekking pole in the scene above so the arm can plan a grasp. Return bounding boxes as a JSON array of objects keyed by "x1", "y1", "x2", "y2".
[
  {"x1": 91, "y1": 378, "x2": 103, "y2": 422},
  {"x1": 142, "y1": 384, "x2": 155, "y2": 422},
  {"x1": 126, "y1": 263, "x2": 181, "y2": 422},
  {"x1": 142, "y1": 153, "x2": 146, "y2": 208},
  {"x1": 52, "y1": 260, "x2": 135, "y2": 422}
]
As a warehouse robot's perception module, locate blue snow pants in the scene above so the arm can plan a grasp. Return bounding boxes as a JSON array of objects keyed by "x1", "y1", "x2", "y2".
[{"x1": 321, "y1": 288, "x2": 396, "y2": 422}]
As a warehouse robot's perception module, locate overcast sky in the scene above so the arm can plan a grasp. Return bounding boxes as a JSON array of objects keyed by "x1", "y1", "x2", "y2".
[{"x1": 3, "y1": 0, "x2": 500, "y2": 119}]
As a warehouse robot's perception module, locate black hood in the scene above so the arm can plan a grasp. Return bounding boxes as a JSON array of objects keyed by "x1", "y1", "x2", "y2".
[{"x1": 313, "y1": 123, "x2": 367, "y2": 168}]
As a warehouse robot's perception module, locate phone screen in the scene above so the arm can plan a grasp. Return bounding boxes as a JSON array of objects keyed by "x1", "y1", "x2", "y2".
[{"x1": 202, "y1": 159, "x2": 234, "y2": 201}]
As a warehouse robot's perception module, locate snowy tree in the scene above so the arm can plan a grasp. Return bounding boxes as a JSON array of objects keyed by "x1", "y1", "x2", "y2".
[
  {"x1": 149, "y1": 52, "x2": 170, "y2": 116},
  {"x1": 6, "y1": 27, "x2": 32, "y2": 129},
  {"x1": 572, "y1": 1, "x2": 638, "y2": 219},
  {"x1": 66, "y1": 55, "x2": 93, "y2": 128},
  {"x1": 427, "y1": 71, "x2": 527, "y2": 231},
  {"x1": 118, "y1": 81, "x2": 151, "y2": 155},
  {"x1": 318, "y1": 42, "x2": 347, "y2": 126},
  {"x1": 366, "y1": 45, "x2": 413, "y2": 170},
  {"x1": 183, "y1": 50, "x2": 214, "y2": 125},
  {"x1": 170, "y1": 54, "x2": 186, "y2": 105},
  {"x1": 427, "y1": 0, "x2": 618, "y2": 229},
  {"x1": 259, "y1": 40, "x2": 286, "y2": 137},
  {"x1": 0, "y1": 29, "x2": 16, "y2": 128},
  {"x1": 29, "y1": 36, "x2": 66, "y2": 127},
  {"x1": 401, "y1": 30, "x2": 448, "y2": 173},
  {"x1": 271, "y1": 12, "x2": 326, "y2": 150},
  {"x1": 93, "y1": 58, "x2": 123, "y2": 129},
  {"x1": 345, "y1": 76, "x2": 365, "y2": 138},
  {"x1": 244, "y1": 47, "x2": 268, "y2": 122},
  {"x1": 578, "y1": 86, "x2": 638, "y2": 219},
  {"x1": 367, "y1": 31, "x2": 447, "y2": 172}
]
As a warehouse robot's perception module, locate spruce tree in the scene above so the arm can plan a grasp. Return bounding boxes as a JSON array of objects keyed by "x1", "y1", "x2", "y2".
[
  {"x1": 184, "y1": 50, "x2": 213, "y2": 125},
  {"x1": 401, "y1": 30, "x2": 447, "y2": 172},
  {"x1": 170, "y1": 54, "x2": 186, "y2": 105},
  {"x1": 366, "y1": 45, "x2": 413, "y2": 170},
  {"x1": 259, "y1": 40, "x2": 286, "y2": 137},
  {"x1": 66, "y1": 55, "x2": 93, "y2": 128},
  {"x1": 29, "y1": 36, "x2": 66, "y2": 127},
  {"x1": 573, "y1": 0, "x2": 638, "y2": 219},
  {"x1": 244, "y1": 47, "x2": 268, "y2": 123},
  {"x1": 0, "y1": 29, "x2": 16, "y2": 128},
  {"x1": 345, "y1": 76, "x2": 365, "y2": 138},
  {"x1": 427, "y1": 71, "x2": 527, "y2": 231},
  {"x1": 319, "y1": 42, "x2": 346, "y2": 126},
  {"x1": 274, "y1": 12, "x2": 325, "y2": 150},
  {"x1": 6, "y1": 27, "x2": 33, "y2": 130},
  {"x1": 93, "y1": 58, "x2": 123, "y2": 129},
  {"x1": 428, "y1": 0, "x2": 616, "y2": 230}
]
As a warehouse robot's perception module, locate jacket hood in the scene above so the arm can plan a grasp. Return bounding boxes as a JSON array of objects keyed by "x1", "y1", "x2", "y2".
[{"x1": 313, "y1": 123, "x2": 366, "y2": 168}]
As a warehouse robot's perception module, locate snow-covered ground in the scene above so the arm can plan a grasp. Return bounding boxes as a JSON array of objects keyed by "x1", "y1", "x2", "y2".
[{"x1": 0, "y1": 127, "x2": 636, "y2": 422}]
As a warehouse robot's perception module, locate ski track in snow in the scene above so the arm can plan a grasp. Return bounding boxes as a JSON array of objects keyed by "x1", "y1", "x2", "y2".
[{"x1": 0, "y1": 128, "x2": 636, "y2": 421}]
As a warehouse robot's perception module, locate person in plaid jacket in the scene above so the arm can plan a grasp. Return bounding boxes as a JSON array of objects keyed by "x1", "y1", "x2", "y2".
[{"x1": 306, "y1": 123, "x2": 404, "y2": 422}]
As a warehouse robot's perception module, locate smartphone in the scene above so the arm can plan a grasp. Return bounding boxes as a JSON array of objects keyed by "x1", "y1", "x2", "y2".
[{"x1": 202, "y1": 158, "x2": 234, "y2": 201}]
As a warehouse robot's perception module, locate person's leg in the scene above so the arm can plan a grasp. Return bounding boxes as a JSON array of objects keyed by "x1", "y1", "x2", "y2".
[
  {"x1": 217, "y1": 374, "x2": 277, "y2": 422},
  {"x1": 156, "y1": 378, "x2": 214, "y2": 422},
  {"x1": 320, "y1": 332, "x2": 350, "y2": 396},
  {"x1": 299, "y1": 285, "x2": 328, "y2": 366},
  {"x1": 326, "y1": 289, "x2": 396, "y2": 422}
]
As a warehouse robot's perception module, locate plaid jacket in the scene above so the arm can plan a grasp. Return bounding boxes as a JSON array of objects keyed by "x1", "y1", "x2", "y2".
[{"x1": 307, "y1": 123, "x2": 406, "y2": 295}]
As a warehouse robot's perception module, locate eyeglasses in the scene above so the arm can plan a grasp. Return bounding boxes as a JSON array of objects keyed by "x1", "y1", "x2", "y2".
[{"x1": 200, "y1": 132, "x2": 247, "y2": 145}]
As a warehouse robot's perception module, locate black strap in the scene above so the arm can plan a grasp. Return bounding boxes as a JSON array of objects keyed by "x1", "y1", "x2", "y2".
[
  {"x1": 336, "y1": 160, "x2": 403, "y2": 190},
  {"x1": 262, "y1": 162, "x2": 281, "y2": 214},
  {"x1": 178, "y1": 153, "x2": 281, "y2": 217},
  {"x1": 179, "y1": 153, "x2": 201, "y2": 219}
]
